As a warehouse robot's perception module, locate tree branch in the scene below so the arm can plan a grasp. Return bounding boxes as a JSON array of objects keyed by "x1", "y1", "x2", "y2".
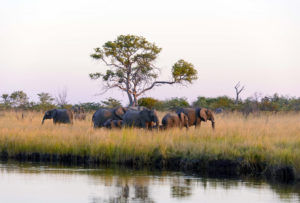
[{"x1": 136, "y1": 80, "x2": 175, "y2": 97}]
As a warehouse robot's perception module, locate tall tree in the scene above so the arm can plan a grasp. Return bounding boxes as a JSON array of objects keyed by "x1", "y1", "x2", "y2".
[
  {"x1": 10, "y1": 91, "x2": 29, "y2": 108},
  {"x1": 90, "y1": 35, "x2": 198, "y2": 106},
  {"x1": 1, "y1": 94, "x2": 10, "y2": 105},
  {"x1": 37, "y1": 92, "x2": 54, "y2": 105}
]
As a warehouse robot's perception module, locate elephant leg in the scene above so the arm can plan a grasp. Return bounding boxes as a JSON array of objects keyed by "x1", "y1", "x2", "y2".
[
  {"x1": 145, "y1": 122, "x2": 152, "y2": 130},
  {"x1": 185, "y1": 124, "x2": 189, "y2": 130},
  {"x1": 140, "y1": 120, "x2": 146, "y2": 128},
  {"x1": 211, "y1": 121, "x2": 215, "y2": 130},
  {"x1": 195, "y1": 118, "x2": 201, "y2": 128}
]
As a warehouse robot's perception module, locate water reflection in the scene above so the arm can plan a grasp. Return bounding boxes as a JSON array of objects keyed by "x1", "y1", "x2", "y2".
[
  {"x1": 0, "y1": 162, "x2": 299, "y2": 203},
  {"x1": 170, "y1": 178, "x2": 192, "y2": 198}
]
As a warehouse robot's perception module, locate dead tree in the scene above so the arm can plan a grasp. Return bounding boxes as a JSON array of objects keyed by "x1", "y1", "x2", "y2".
[
  {"x1": 234, "y1": 82, "x2": 245, "y2": 104},
  {"x1": 55, "y1": 88, "x2": 68, "y2": 108}
]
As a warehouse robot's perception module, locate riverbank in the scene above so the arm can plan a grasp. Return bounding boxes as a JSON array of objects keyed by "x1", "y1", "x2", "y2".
[{"x1": 0, "y1": 111, "x2": 300, "y2": 183}]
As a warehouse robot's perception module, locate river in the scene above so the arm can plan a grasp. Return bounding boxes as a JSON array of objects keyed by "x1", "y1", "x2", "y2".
[{"x1": 0, "y1": 162, "x2": 299, "y2": 203}]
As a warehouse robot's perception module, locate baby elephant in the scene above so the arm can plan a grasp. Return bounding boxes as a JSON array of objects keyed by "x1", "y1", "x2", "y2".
[
  {"x1": 103, "y1": 119, "x2": 123, "y2": 129},
  {"x1": 162, "y1": 112, "x2": 189, "y2": 129}
]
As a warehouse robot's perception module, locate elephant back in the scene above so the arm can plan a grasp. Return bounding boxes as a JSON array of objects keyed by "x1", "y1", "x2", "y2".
[
  {"x1": 123, "y1": 110, "x2": 141, "y2": 127},
  {"x1": 93, "y1": 107, "x2": 126, "y2": 127},
  {"x1": 55, "y1": 109, "x2": 73, "y2": 123},
  {"x1": 92, "y1": 108, "x2": 114, "y2": 127}
]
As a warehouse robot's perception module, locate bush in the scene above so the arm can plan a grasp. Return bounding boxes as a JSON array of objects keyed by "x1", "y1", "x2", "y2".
[
  {"x1": 160, "y1": 97, "x2": 190, "y2": 111},
  {"x1": 193, "y1": 96, "x2": 235, "y2": 110},
  {"x1": 138, "y1": 97, "x2": 160, "y2": 109}
]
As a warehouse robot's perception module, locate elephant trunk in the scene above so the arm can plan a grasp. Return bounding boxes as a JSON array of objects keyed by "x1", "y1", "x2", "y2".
[
  {"x1": 41, "y1": 116, "x2": 45, "y2": 125},
  {"x1": 211, "y1": 114, "x2": 215, "y2": 130}
]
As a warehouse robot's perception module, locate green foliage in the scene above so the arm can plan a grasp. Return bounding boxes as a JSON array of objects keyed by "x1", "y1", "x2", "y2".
[
  {"x1": 90, "y1": 35, "x2": 161, "y2": 84},
  {"x1": 10, "y1": 91, "x2": 29, "y2": 108},
  {"x1": 36, "y1": 92, "x2": 56, "y2": 111},
  {"x1": 193, "y1": 96, "x2": 235, "y2": 110},
  {"x1": 37, "y1": 92, "x2": 54, "y2": 105},
  {"x1": 76, "y1": 103, "x2": 103, "y2": 112},
  {"x1": 172, "y1": 59, "x2": 198, "y2": 83},
  {"x1": 161, "y1": 97, "x2": 190, "y2": 111},
  {"x1": 1, "y1": 94, "x2": 11, "y2": 109},
  {"x1": 138, "y1": 97, "x2": 159, "y2": 109},
  {"x1": 101, "y1": 97, "x2": 122, "y2": 108}
]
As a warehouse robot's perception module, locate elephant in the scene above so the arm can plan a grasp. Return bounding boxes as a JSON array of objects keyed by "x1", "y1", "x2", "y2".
[
  {"x1": 74, "y1": 113, "x2": 86, "y2": 120},
  {"x1": 103, "y1": 119, "x2": 123, "y2": 129},
  {"x1": 92, "y1": 106, "x2": 127, "y2": 128},
  {"x1": 72, "y1": 106, "x2": 86, "y2": 120},
  {"x1": 162, "y1": 112, "x2": 189, "y2": 129},
  {"x1": 123, "y1": 109, "x2": 159, "y2": 129},
  {"x1": 214, "y1": 108, "x2": 224, "y2": 114},
  {"x1": 42, "y1": 109, "x2": 73, "y2": 124},
  {"x1": 176, "y1": 107, "x2": 215, "y2": 129}
]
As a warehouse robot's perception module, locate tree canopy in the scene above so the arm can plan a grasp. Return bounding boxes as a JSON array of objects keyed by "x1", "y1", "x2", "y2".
[{"x1": 90, "y1": 34, "x2": 198, "y2": 106}]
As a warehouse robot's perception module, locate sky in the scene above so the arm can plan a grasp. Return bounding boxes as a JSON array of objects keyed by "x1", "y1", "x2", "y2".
[{"x1": 0, "y1": 0, "x2": 300, "y2": 105}]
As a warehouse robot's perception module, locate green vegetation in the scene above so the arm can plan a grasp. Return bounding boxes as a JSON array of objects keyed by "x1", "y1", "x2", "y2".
[{"x1": 2, "y1": 90, "x2": 300, "y2": 114}]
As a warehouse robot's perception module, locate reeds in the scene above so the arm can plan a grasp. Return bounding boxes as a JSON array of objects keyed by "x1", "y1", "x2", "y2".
[{"x1": 0, "y1": 111, "x2": 300, "y2": 176}]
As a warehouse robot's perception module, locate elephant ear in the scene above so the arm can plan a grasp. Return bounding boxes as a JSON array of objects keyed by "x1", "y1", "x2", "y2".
[
  {"x1": 206, "y1": 109, "x2": 215, "y2": 121},
  {"x1": 199, "y1": 108, "x2": 208, "y2": 121},
  {"x1": 114, "y1": 107, "x2": 125, "y2": 119},
  {"x1": 51, "y1": 109, "x2": 57, "y2": 118}
]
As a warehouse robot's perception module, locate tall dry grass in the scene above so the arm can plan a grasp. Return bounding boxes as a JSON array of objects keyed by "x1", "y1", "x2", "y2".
[{"x1": 0, "y1": 111, "x2": 300, "y2": 174}]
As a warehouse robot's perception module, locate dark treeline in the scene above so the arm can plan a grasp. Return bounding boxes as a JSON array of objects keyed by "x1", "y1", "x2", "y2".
[{"x1": 1, "y1": 91, "x2": 300, "y2": 114}]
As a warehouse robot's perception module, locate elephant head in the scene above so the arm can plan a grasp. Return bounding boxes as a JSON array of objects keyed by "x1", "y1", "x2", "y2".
[
  {"x1": 114, "y1": 106, "x2": 127, "y2": 120},
  {"x1": 42, "y1": 109, "x2": 56, "y2": 124},
  {"x1": 199, "y1": 108, "x2": 215, "y2": 129},
  {"x1": 140, "y1": 109, "x2": 159, "y2": 128},
  {"x1": 178, "y1": 112, "x2": 189, "y2": 129}
]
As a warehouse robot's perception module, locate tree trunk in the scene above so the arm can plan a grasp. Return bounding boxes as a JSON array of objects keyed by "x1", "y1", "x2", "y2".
[
  {"x1": 127, "y1": 92, "x2": 134, "y2": 106},
  {"x1": 133, "y1": 94, "x2": 138, "y2": 107},
  {"x1": 235, "y1": 95, "x2": 239, "y2": 104}
]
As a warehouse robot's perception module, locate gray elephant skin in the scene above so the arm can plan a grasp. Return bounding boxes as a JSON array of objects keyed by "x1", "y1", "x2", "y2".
[
  {"x1": 176, "y1": 107, "x2": 215, "y2": 129},
  {"x1": 123, "y1": 109, "x2": 159, "y2": 129},
  {"x1": 92, "y1": 107, "x2": 126, "y2": 128},
  {"x1": 103, "y1": 119, "x2": 123, "y2": 129},
  {"x1": 162, "y1": 112, "x2": 189, "y2": 129},
  {"x1": 42, "y1": 109, "x2": 73, "y2": 124}
]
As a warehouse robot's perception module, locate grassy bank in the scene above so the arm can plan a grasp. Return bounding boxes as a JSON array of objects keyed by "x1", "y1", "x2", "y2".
[{"x1": 0, "y1": 111, "x2": 300, "y2": 181}]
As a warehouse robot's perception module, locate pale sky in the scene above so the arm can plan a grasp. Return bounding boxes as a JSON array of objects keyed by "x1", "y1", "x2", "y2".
[{"x1": 1, "y1": 0, "x2": 299, "y2": 105}]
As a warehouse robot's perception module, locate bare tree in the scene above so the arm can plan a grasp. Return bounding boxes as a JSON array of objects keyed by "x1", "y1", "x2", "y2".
[
  {"x1": 234, "y1": 82, "x2": 245, "y2": 104},
  {"x1": 55, "y1": 89, "x2": 68, "y2": 107}
]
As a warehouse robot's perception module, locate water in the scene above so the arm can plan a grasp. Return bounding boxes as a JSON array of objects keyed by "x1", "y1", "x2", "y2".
[{"x1": 0, "y1": 162, "x2": 299, "y2": 203}]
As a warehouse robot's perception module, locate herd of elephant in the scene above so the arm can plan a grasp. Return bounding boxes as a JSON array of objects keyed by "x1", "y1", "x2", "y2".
[{"x1": 41, "y1": 106, "x2": 215, "y2": 130}]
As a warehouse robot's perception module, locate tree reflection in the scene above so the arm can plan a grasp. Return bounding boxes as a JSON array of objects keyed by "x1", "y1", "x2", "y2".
[{"x1": 170, "y1": 178, "x2": 192, "y2": 198}]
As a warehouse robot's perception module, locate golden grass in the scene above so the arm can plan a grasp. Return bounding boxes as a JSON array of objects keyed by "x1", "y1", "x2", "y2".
[{"x1": 0, "y1": 111, "x2": 300, "y2": 175}]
